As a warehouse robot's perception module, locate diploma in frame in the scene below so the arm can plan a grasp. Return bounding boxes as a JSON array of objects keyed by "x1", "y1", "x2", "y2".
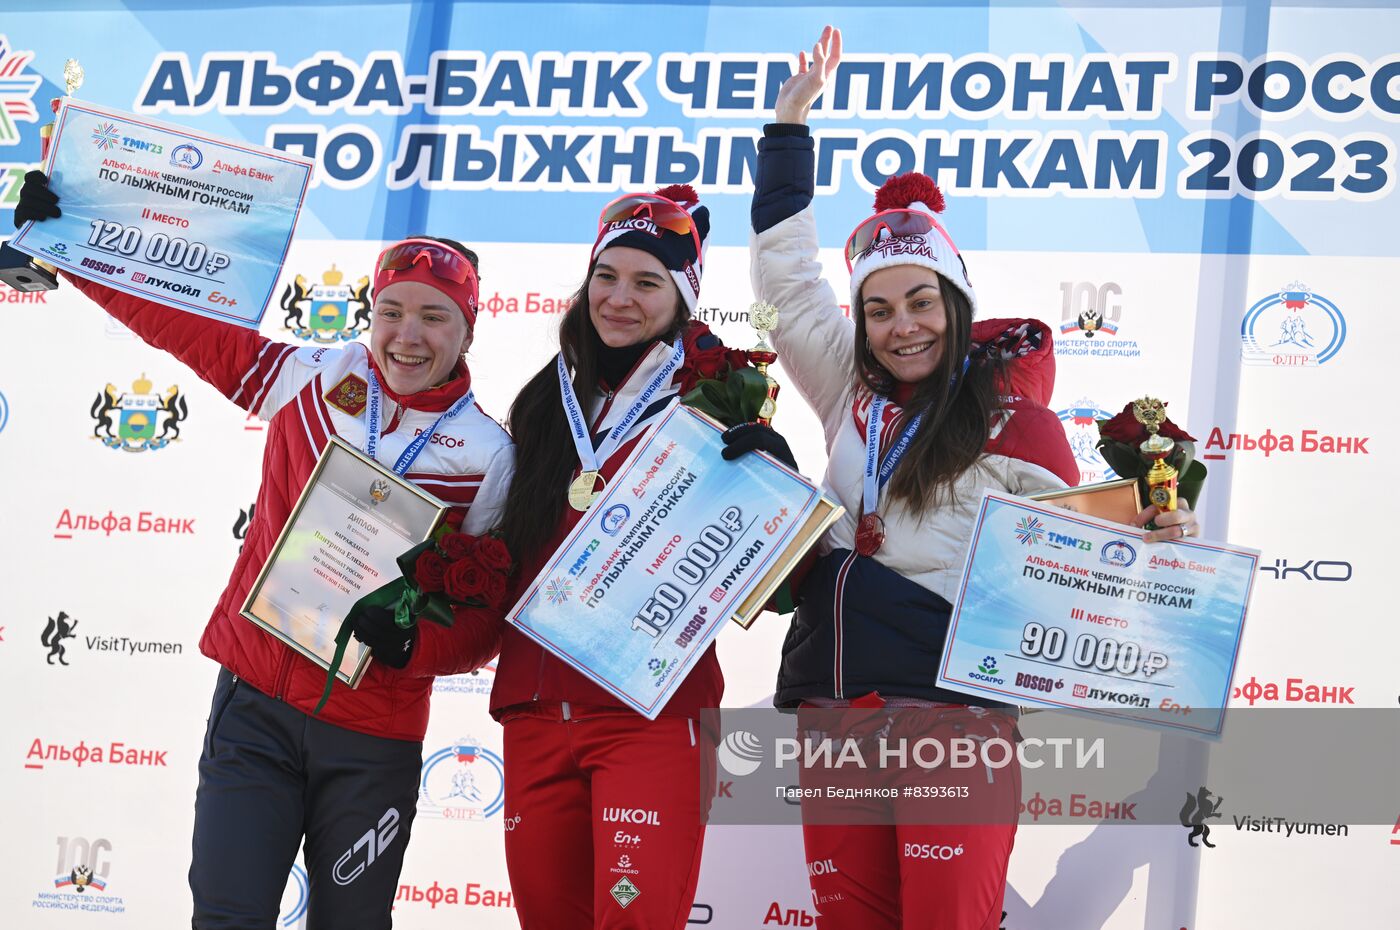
[
  {"x1": 1028, "y1": 477, "x2": 1142, "y2": 526},
  {"x1": 241, "y1": 437, "x2": 446, "y2": 687}
]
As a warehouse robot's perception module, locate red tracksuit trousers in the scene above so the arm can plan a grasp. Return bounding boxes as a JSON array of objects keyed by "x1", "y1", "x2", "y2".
[
  {"x1": 798, "y1": 707, "x2": 1021, "y2": 930},
  {"x1": 501, "y1": 704, "x2": 716, "y2": 930}
]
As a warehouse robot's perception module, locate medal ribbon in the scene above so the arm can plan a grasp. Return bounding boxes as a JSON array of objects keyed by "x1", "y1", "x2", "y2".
[
  {"x1": 862, "y1": 394, "x2": 924, "y2": 517},
  {"x1": 556, "y1": 337, "x2": 685, "y2": 474},
  {"x1": 365, "y1": 370, "x2": 475, "y2": 475}
]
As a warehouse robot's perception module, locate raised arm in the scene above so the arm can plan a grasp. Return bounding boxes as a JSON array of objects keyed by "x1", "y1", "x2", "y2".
[
  {"x1": 749, "y1": 27, "x2": 856, "y2": 431},
  {"x1": 65, "y1": 272, "x2": 296, "y2": 413}
]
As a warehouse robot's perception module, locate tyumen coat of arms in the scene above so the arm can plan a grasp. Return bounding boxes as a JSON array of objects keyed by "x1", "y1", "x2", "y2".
[
  {"x1": 90, "y1": 373, "x2": 188, "y2": 452},
  {"x1": 281, "y1": 265, "x2": 372, "y2": 344}
]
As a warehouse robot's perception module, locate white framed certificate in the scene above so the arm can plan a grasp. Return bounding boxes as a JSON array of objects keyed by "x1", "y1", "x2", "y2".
[{"x1": 241, "y1": 437, "x2": 446, "y2": 686}]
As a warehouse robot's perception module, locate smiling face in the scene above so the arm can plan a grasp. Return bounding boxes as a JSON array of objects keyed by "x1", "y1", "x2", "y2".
[
  {"x1": 860, "y1": 264, "x2": 950, "y2": 384},
  {"x1": 587, "y1": 246, "x2": 681, "y2": 348},
  {"x1": 370, "y1": 280, "x2": 472, "y2": 395}
]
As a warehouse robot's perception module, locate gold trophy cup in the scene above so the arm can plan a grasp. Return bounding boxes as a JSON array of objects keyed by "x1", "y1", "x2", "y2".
[
  {"x1": 0, "y1": 58, "x2": 83, "y2": 292},
  {"x1": 748, "y1": 301, "x2": 780, "y2": 426},
  {"x1": 1132, "y1": 396, "x2": 1178, "y2": 512}
]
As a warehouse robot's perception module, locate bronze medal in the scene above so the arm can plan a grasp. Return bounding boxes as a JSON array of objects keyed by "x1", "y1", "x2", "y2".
[
  {"x1": 855, "y1": 512, "x2": 886, "y2": 557},
  {"x1": 568, "y1": 470, "x2": 604, "y2": 511}
]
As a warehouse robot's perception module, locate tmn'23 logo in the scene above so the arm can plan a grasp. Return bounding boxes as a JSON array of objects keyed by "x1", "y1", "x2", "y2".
[
  {"x1": 281, "y1": 265, "x2": 371, "y2": 344},
  {"x1": 90, "y1": 373, "x2": 188, "y2": 452}
]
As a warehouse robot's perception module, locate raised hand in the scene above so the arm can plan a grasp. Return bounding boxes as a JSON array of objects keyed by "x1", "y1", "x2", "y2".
[{"x1": 774, "y1": 25, "x2": 843, "y2": 126}]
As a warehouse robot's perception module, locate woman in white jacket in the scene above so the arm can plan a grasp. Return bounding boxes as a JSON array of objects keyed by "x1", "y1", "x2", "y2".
[{"x1": 736, "y1": 27, "x2": 1199, "y2": 930}]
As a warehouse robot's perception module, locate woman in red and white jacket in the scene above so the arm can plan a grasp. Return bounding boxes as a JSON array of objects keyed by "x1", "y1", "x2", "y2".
[
  {"x1": 490, "y1": 184, "x2": 752, "y2": 930},
  {"x1": 15, "y1": 172, "x2": 512, "y2": 929},
  {"x1": 740, "y1": 30, "x2": 1199, "y2": 930}
]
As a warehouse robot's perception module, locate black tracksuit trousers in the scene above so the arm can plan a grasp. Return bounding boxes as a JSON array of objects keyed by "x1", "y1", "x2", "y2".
[{"x1": 190, "y1": 668, "x2": 422, "y2": 929}]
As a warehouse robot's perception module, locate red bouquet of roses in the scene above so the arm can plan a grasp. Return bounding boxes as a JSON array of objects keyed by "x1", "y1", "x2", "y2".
[
  {"x1": 341, "y1": 514, "x2": 513, "y2": 639},
  {"x1": 676, "y1": 321, "x2": 768, "y2": 427},
  {"x1": 320, "y1": 517, "x2": 515, "y2": 712}
]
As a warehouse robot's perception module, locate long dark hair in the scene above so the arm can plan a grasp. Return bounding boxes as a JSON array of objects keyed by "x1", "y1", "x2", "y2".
[
  {"x1": 852, "y1": 272, "x2": 1001, "y2": 513},
  {"x1": 499, "y1": 259, "x2": 689, "y2": 560}
]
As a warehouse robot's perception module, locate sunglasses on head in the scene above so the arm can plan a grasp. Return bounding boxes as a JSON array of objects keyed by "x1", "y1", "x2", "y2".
[
  {"x1": 844, "y1": 209, "x2": 958, "y2": 273},
  {"x1": 376, "y1": 239, "x2": 477, "y2": 286},
  {"x1": 596, "y1": 193, "x2": 702, "y2": 261}
]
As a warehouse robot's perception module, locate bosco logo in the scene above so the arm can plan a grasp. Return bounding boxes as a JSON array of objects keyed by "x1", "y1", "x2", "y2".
[
  {"x1": 89, "y1": 373, "x2": 188, "y2": 452},
  {"x1": 417, "y1": 737, "x2": 506, "y2": 821},
  {"x1": 280, "y1": 265, "x2": 371, "y2": 344},
  {"x1": 1056, "y1": 398, "x2": 1118, "y2": 484},
  {"x1": 1241, "y1": 281, "x2": 1345, "y2": 367}
]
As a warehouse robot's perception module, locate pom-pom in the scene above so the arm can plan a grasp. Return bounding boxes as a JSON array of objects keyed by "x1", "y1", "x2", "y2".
[
  {"x1": 654, "y1": 183, "x2": 699, "y2": 206},
  {"x1": 873, "y1": 173, "x2": 945, "y2": 213}
]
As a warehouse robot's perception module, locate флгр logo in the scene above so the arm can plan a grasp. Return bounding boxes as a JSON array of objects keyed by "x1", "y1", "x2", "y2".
[
  {"x1": 1241, "y1": 282, "x2": 1345, "y2": 368},
  {"x1": 1100, "y1": 540, "x2": 1136, "y2": 568},
  {"x1": 170, "y1": 143, "x2": 202, "y2": 170},
  {"x1": 417, "y1": 737, "x2": 505, "y2": 821},
  {"x1": 1056, "y1": 399, "x2": 1119, "y2": 484}
]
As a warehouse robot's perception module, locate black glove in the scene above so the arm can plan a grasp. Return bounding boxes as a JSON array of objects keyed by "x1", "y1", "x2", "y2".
[
  {"x1": 350, "y1": 605, "x2": 418, "y2": 670},
  {"x1": 721, "y1": 422, "x2": 798, "y2": 470},
  {"x1": 14, "y1": 170, "x2": 60, "y2": 229}
]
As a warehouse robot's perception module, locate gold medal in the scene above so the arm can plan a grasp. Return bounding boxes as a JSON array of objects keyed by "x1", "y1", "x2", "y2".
[{"x1": 568, "y1": 470, "x2": 604, "y2": 511}]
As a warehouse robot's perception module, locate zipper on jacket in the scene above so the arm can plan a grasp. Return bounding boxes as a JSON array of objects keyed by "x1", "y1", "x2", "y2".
[
  {"x1": 590, "y1": 345, "x2": 659, "y2": 434},
  {"x1": 273, "y1": 646, "x2": 294, "y2": 701},
  {"x1": 532, "y1": 648, "x2": 546, "y2": 703},
  {"x1": 562, "y1": 701, "x2": 572, "y2": 721}
]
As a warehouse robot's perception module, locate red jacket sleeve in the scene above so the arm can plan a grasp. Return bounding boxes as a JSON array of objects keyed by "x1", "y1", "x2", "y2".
[
  {"x1": 65, "y1": 271, "x2": 295, "y2": 413},
  {"x1": 405, "y1": 605, "x2": 505, "y2": 678}
]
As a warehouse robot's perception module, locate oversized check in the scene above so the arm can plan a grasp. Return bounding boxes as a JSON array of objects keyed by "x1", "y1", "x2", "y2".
[
  {"x1": 11, "y1": 100, "x2": 311, "y2": 328},
  {"x1": 937, "y1": 492, "x2": 1259, "y2": 736},
  {"x1": 508, "y1": 404, "x2": 841, "y2": 719}
]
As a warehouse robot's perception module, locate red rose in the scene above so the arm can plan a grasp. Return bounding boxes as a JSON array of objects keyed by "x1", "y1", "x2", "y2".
[
  {"x1": 443, "y1": 558, "x2": 486, "y2": 602},
  {"x1": 439, "y1": 532, "x2": 475, "y2": 561},
  {"x1": 414, "y1": 549, "x2": 448, "y2": 593},
  {"x1": 475, "y1": 536, "x2": 513, "y2": 573},
  {"x1": 688, "y1": 343, "x2": 730, "y2": 381},
  {"x1": 480, "y1": 570, "x2": 508, "y2": 609},
  {"x1": 1098, "y1": 402, "x2": 1195, "y2": 444}
]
